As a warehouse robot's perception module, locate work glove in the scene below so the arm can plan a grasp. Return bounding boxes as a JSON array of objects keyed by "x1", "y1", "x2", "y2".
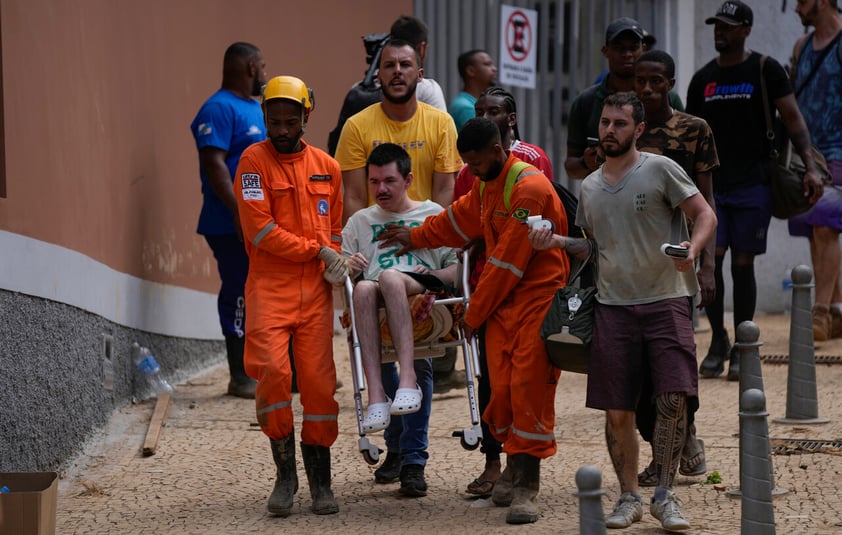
[{"x1": 318, "y1": 246, "x2": 349, "y2": 286}]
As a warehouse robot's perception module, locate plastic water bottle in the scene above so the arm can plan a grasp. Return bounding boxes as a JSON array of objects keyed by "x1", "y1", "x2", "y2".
[
  {"x1": 781, "y1": 268, "x2": 793, "y2": 314},
  {"x1": 133, "y1": 343, "x2": 174, "y2": 396}
]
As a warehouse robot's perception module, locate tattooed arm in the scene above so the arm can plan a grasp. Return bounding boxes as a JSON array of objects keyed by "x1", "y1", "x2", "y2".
[{"x1": 527, "y1": 227, "x2": 594, "y2": 261}]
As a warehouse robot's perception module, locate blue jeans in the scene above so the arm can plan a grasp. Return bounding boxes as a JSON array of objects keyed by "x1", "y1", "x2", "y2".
[{"x1": 381, "y1": 358, "x2": 433, "y2": 467}]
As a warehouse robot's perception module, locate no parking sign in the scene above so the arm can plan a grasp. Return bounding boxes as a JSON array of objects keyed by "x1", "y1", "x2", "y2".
[{"x1": 499, "y1": 4, "x2": 537, "y2": 89}]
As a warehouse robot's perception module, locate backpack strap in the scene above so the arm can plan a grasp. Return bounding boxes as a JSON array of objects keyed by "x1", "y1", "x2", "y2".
[{"x1": 479, "y1": 160, "x2": 541, "y2": 212}]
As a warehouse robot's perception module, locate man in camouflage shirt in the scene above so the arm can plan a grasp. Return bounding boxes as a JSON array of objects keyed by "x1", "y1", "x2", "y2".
[{"x1": 633, "y1": 49, "x2": 719, "y2": 489}]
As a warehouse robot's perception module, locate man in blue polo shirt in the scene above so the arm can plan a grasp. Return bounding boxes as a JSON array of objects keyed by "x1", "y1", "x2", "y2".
[{"x1": 191, "y1": 41, "x2": 267, "y2": 398}]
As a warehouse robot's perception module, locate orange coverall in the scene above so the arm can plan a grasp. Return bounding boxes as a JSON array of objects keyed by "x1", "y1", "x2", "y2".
[
  {"x1": 410, "y1": 154, "x2": 569, "y2": 458},
  {"x1": 234, "y1": 139, "x2": 342, "y2": 447}
]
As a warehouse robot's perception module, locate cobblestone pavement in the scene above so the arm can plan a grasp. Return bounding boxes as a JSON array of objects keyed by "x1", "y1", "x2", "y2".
[{"x1": 57, "y1": 314, "x2": 842, "y2": 534}]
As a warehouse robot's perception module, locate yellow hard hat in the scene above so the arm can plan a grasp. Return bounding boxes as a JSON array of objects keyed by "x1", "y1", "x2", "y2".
[{"x1": 262, "y1": 75, "x2": 315, "y2": 113}]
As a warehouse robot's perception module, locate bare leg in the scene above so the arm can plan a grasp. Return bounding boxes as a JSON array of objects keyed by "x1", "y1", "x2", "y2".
[
  {"x1": 653, "y1": 392, "x2": 687, "y2": 490},
  {"x1": 812, "y1": 227, "x2": 841, "y2": 306},
  {"x1": 378, "y1": 269, "x2": 426, "y2": 390},
  {"x1": 605, "y1": 409, "x2": 639, "y2": 495},
  {"x1": 353, "y1": 280, "x2": 387, "y2": 405}
]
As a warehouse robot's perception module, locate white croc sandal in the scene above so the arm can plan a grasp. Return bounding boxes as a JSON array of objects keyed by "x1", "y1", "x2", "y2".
[
  {"x1": 362, "y1": 398, "x2": 392, "y2": 433},
  {"x1": 390, "y1": 385, "x2": 422, "y2": 415}
]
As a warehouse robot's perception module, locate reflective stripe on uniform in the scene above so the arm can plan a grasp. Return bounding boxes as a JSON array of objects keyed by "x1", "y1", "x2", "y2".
[
  {"x1": 330, "y1": 234, "x2": 342, "y2": 243},
  {"x1": 303, "y1": 413, "x2": 338, "y2": 422},
  {"x1": 446, "y1": 206, "x2": 471, "y2": 243},
  {"x1": 256, "y1": 399, "x2": 291, "y2": 416},
  {"x1": 512, "y1": 425, "x2": 555, "y2": 442},
  {"x1": 253, "y1": 221, "x2": 276, "y2": 246},
  {"x1": 495, "y1": 423, "x2": 512, "y2": 435},
  {"x1": 488, "y1": 256, "x2": 524, "y2": 278}
]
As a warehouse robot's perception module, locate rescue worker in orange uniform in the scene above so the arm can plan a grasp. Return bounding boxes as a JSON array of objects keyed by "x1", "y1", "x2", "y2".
[
  {"x1": 378, "y1": 117, "x2": 569, "y2": 525},
  {"x1": 234, "y1": 75, "x2": 348, "y2": 517}
]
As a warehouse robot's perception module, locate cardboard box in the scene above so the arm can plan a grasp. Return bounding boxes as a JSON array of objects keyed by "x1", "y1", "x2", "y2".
[{"x1": 0, "y1": 472, "x2": 58, "y2": 535}]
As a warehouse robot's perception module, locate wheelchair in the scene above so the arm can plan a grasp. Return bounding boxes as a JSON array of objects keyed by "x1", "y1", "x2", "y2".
[{"x1": 341, "y1": 250, "x2": 483, "y2": 464}]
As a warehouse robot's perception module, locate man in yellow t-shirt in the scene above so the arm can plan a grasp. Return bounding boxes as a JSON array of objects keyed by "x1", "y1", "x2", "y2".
[{"x1": 336, "y1": 38, "x2": 461, "y2": 222}]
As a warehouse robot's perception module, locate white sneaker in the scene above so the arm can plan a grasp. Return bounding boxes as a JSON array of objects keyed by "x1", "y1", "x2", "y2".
[
  {"x1": 650, "y1": 490, "x2": 690, "y2": 531},
  {"x1": 605, "y1": 492, "x2": 643, "y2": 529}
]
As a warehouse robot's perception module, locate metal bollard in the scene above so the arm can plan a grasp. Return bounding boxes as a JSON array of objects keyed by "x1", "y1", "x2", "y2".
[
  {"x1": 574, "y1": 465, "x2": 606, "y2": 535},
  {"x1": 736, "y1": 321, "x2": 764, "y2": 394},
  {"x1": 739, "y1": 389, "x2": 776, "y2": 535},
  {"x1": 774, "y1": 265, "x2": 829, "y2": 425},
  {"x1": 727, "y1": 322, "x2": 787, "y2": 498}
]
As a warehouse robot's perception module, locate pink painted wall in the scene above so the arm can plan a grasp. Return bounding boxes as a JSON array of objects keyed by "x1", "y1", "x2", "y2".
[{"x1": 0, "y1": 0, "x2": 411, "y2": 293}]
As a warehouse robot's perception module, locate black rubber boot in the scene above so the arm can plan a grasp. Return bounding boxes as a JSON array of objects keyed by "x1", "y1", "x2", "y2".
[
  {"x1": 506, "y1": 454, "x2": 540, "y2": 524},
  {"x1": 300, "y1": 443, "x2": 339, "y2": 515},
  {"x1": 225, "y1": 335, "x2": 257, "y2": 399},
  {"x1": 699, "y1": 331, "x2": 730, "y2": 378},
  {"x1": 268, "y1": 435, "x2": 298, "y2": 516},
  {"x1": 491, "y1": 458, "x2": 513, "y2": 507}
]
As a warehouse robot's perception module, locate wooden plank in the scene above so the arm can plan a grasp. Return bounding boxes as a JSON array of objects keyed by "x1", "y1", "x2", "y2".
[{"x1": 142, "y1": 393, "x2": 172, "y2": 456}]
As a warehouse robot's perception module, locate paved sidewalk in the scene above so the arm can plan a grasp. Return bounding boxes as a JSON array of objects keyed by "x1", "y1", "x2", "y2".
[{"x1": 57, "y1": 314, "x2": 842, "y2": 534}]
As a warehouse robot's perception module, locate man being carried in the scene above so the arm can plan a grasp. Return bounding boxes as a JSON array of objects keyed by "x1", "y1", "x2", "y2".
[{"x1": 342, "y1": 143, "x2": 458, "y2": 497}]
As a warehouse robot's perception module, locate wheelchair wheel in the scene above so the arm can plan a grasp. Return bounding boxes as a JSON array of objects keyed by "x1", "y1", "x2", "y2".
[
  {"x1": 362, "y1": 449, "x2": 380, "y2": 465},
  {"x1": 460, "y1": 434, "x2": 480, "y2": 450}
]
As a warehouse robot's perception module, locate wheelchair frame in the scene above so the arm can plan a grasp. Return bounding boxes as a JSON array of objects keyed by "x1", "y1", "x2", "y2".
[{"x1": 342, "y1": 249, "x2": 483, "y2": 464}]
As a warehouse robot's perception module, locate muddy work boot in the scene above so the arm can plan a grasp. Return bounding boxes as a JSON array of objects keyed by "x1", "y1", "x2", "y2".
[
  {"x1": 699, "y1": 331, "x2": 730, "y2": 378},
  {"x1": 225, "y1": 335, "x2": 257, "y2": 399},
  {"x1": 268, "y1": 435, "x2": 298, "y2": 516},
  {"x1": 300, "y1": 443, "x2": 339, "y2": 514},
  {"x1": 506, "y1": 454, "x2": 541, "y2": 524},
  {"x1": 491, "y1": 460, "x2": 513, "y2": 507}
]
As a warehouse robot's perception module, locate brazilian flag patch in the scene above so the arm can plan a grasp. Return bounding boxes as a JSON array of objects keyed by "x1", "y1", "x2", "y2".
[{"x1": 512, "y1": 207, "x2": 530, "y2": 222}]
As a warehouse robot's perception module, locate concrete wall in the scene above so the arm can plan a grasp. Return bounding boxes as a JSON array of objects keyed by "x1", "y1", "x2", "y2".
[
  {"x1": 0, "y1": 290, "x2": 221, "y2": 471},
  {"x1": 0, "y1": 0, "x2": 411, "y2": 472}
]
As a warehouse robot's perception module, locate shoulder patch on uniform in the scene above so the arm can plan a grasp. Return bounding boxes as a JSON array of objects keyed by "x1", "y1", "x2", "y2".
[
  {"x1": 512, "y1": 207, "x2": 530, "y2": 222},
  {"x1": 197, "y1": 123, "x2": 212, "y2": 136},
  {"x1": 241, "y1": 173, "x2": 264, "y2": 201}
]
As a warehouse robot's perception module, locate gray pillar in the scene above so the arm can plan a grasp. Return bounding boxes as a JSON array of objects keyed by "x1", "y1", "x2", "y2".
[
  {"x1": 727, "y1": 323, "x2": 787, "y2": 499},
  {"x1": 775, "y1": 265, "x2": 829, "y2": 424},
  {"x1": 574, "y1": 465, "x2": 606, "y2": 535},
  {"x1": 740, "y1": 389, "x2": 776, "y2": 535},
  {"x1": 736, "y1": 321, "x2": 764, "y2": 395}
]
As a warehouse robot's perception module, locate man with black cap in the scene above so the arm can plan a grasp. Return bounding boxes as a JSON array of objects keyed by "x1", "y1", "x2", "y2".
[
  {"x1": 687, "y1": 0, "x2": 824, "y2": 381},
  {"x1": 564, "y1": 17, "x2": 684, "y2": 184}
]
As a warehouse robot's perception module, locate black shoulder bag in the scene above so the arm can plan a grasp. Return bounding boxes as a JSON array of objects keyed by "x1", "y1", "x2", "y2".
[{"x1": 759, "y1": 55, "x2": 831, "y2": 219}]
